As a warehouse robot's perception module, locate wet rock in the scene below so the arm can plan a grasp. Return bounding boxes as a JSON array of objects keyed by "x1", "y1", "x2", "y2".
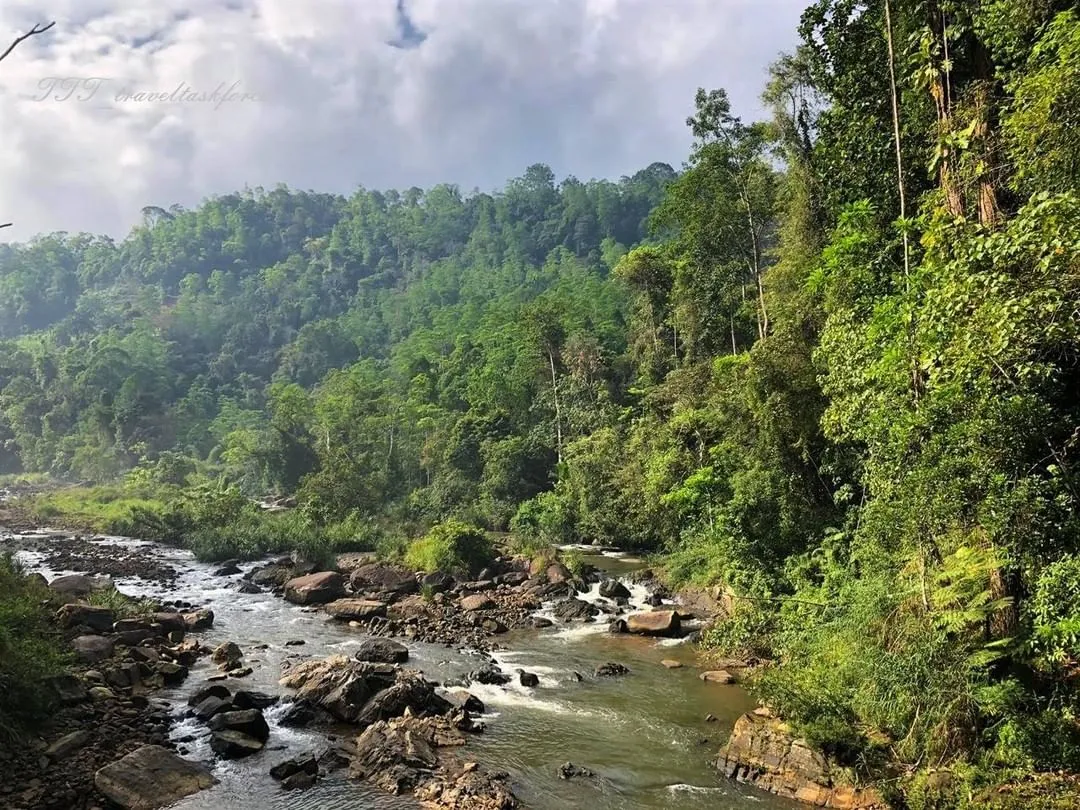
[
  {"x1": 278, "y1": 698, "x2": 317, "y2": 727},
  {"x1": 355, "y1": 638, "x2": 410, "y2": 664},
  {"x1": 284, "y1": 571, "x2": 346, "y2": 605},
  {"x1": 598, "y1": 580, "x2": 631, "y2": 599},
  {"x1": 531, "y1": 617, "x2": 554, "y2": 629},
  {"x1": 270, "y1": 751, "x2": 319, "y2": 781},
  {"x1": 625, "y1": 609, "x2": 681, "y2": 637},
  {"x1": 413, "y1": 760, "x2": 521, "y2": 809},
  {"x1": 182, "y1": 609, "x2": 214, "y2": 631},
  {"x1": 705, "y1": 713, "x2": 718, "y2": 722},
  {"x1": 94, "y1": 745, "x2": 216, "y2": 809},
  {"x1": 237, "y1": 581, "x2": 263, "y2": 594},
  {"x1": 661, "y1": 659, "x2": 684, "y2": 669},
  {"x1": 45, "y1": 730, "x2": 91, "y2": 760},
  {"x1": 208, "y1": 709, "x2": 270, "y2": 742},
  {"x1": 157, "y1": 662, "x2": 189, "y2": 686},
  {"x1": 281, "y1": 770, "x2": 317, "y2": 790},
  {"x1": 285, "y1": 638, "x2": 306, "y2": 646},
  {"x1": 468, "y1": 666, "x2": 511, "y2": 686},
  {"x1": 699, "y1": 670, "x2": 735, "y2": 684},
  {"x1": 232, "y1": 690, "x2": 279, "y2": 710},
  {"x1": 717, "y1": 713, "x2": 887, "y2": 808},
  {"x1": 460, "y1": 593, "x2": 496, "y2": 612},
  {"x1": 595, "y1": 662, "x2": 629, "y2": 677},
  {"x1": 72, "y1": 634, "x2": 116, "y2": 663},
  {"x1": 645, "y1": 593, "x2": 664, "y2": 607},
  {"x1": 228, "y1": 666, "x2": 254, "y2": 678},
  {"x1": 248, "y1": 563, "x2": 294, "y2": 588},
  {"x1": 439, "y1": 689, "x2": 486, "y2": 714},
  {"x1": 193, "y1": 696, "x2": 234, "y2": 720},
  {"x1": 214, "y1": 561, "x2": 242, "y2": 576},
  {"x1": 150, "y1": 612, "x2": 188, "y2": 634},
  {"x1": 188, "y1": 684, "x2": 231, "y2": 707},
  {"x1": 355, "y1": 672, "x2": 452, "y2": 727},
  {"x1": 350, "y1": 713, "x2": 441, "y2": 793},
  {"x1": 349, "y1": 563, "x2": 418, "y2": 598},
  {"x1": 558, "y1": 762, "x2": 595, "y2": 779},
  {"x1": 552, "y1": 597, "x2": 599, "y2": 621},
  {"x1": 210, "y1": 729, "x2": 265, "y2": 759},
  {"x1": 57, "y1": 603, "x2": 115, "y2": 633},
  {"x1": 518, "y1": 671, "x2": 539, "y2": 688},
  {"x1": 211, "y1": 641, "x2": 243, "y2": 666},
  {"x1": 279, "y1": 656, "x2": 393, "y2": 723},
  {"x1": 324, "y1": 598, "x2": 388, "y2": 621}
]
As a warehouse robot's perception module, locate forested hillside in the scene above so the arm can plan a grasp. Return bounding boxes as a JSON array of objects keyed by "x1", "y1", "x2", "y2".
[{"x1": 4, "y1": 0, "x2": 1080, "y2": 806}]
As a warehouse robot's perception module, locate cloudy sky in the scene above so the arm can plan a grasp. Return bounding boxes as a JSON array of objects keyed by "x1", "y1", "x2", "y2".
[{"x1": 0, "y1": 0, "x2": 804, "y2": 242}]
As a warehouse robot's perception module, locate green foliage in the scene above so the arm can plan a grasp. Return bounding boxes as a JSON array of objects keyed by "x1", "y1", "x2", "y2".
[
  {"x1": 0, "y1": 554, "x2": 69, "y2": 744},
  {"x1": 404, "y1": 519, "x2": 494, "y2": 577}
]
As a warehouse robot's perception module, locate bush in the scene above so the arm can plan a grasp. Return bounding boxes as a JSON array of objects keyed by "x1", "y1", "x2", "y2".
[
  {"x1": 404, "y1": 520, "x2": 495, "y2": 578},
  {"x1": 510, "y1": 491, "x2": 574, "y2": 548},
  {"x1": 0, "y1": 554, "x2": 69, "y2": 744}
]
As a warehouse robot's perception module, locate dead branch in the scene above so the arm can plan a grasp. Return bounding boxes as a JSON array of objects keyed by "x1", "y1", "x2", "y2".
[{"x1": 0, "y1": 21, "x2": 55, "y2": 66}]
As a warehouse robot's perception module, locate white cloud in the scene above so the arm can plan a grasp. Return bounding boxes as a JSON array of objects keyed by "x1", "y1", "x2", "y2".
[{"x1": 0, "y1": 0, "x2": 804, "y2": 241}]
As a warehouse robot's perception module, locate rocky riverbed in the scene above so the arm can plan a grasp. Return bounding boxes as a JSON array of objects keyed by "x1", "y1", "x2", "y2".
[{"x1": 0, "y1": 527, "x2": 868, "y2": 810}]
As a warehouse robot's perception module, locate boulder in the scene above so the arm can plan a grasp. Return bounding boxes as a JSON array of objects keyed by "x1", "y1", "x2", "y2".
[
  {"x1": 45, "y1": 730, "x2": 91, "y2": 760},
  {"x1": 494, "y1": 571, "x2": 528, "y2": 587},
  {"x1": 661, "y1": 659, "x2": 684, "y2": 669},
  {"x1": 182, "y1": 609, "x2": 214, "y2": 631},
  {"x1": 270, "y1": 752, "x2": 319, "y2": 781},
  {"x1": 545, "y1": 562, "x2": 572, "y2": 584},
  {"x1": 324, "y1": 598, "x2": 387, "y2": 621},
  {"x1": 468, "y1": 665, "x2": 511, "y2": 686},
  {"x1": 598, "y1": 579, "x2": 631, "y2": 599},
  {"x1": 700, "y1": 670, "x2": 735, "y2": 684},
  {"x1": 210, "y1": 730, "x2": 265, "y2": 759},
  {"x1": 57, "y1": 603, "x2": 115, "y2": 633},
  {"x1": 188, "y1": 684, "x2": 231, "y2": 707},
  {"x1": 349, "y1": 564, "x2": 418, "y2": 597},
  {"x1": 626, "y1": 609, "x2": 681, "y2": 637},
  {"x1": 460, "y1": 593, "x2": 496, "y2": 612},
  {"x1": 518, "y1": 671, "x2": 540, "y2": 688},
  {"x1": 279, "y1": 656, "x2": 395, "y2": 723},
  {"x1": 552, "y1": 598, "x2": 599, "y2": 621},
  {"x1": 94, "y1": 745, "x2": 216, "y2": 809},
  {"x1": 48, "y1": 574, "x2": 94, "y2": 598},
  {"x1": 237, "y1": 580, "x2": 263, "y2": 594},
  {"x1": 284, "y1": 571, "x2": 346, "y2": 605},
  {"x1": 558, "y1": 762, "x2": 595, "y2": 780},
  {"x1": 208, "y1": 709, "x2": 270, "y2": 742},
  {"x1": 48, "y1": 674, "x2": 89, "y2": 705},
  {"x1": 248, "y1": 564, "x2": 294, "y2": 588},
  {"x1": 420, "y1": 571, "x2": 455, "y2": 593},
  {"x1": 150, "y1": 612, "x2": 187, "y2": 634},
  {"x1": 595, "y1": 662, "x2": 629, "y2": 677},
  {"x1": 193, "y1": 696, "x2": 234, "y2": 720},
  {"x1": 354, "y1": 672, "x2": 452, "y2": 727},
  {"x1": 211, "y1": 641, "x2": 243, "y2": 666},
  {"x1": 72, "y1": 634, "x2": 116, "y2": 663},
  {"x1": 232, "y1": 690, "x2": 278, "y2": 710},
  {"x1": 532, "y1": 617, "x2": 554, "y2": 629},
  {"x1": 214, "y1": 561, "x2": 242, "y2": 576},
  {"x1": 717, "y1": 713, "x2": 887, "y2": 808},
  {"x1": 438, "y1": 689, "x2": 486, "y2": 714},
  {"x1": 355, "y1": 638, "x2": 409, "y2": 664},
  {"x1": 278, "y1": 698, "x2": 317, "y2": 727}
]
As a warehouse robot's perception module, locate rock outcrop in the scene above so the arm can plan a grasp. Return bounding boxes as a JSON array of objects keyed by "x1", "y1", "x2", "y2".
[
  {"x1": 625, "y1": 609, "x2": 681, "y2": 637},
  {"x1": 717, "y1": 713, "x2": 887, "y2": 809}
]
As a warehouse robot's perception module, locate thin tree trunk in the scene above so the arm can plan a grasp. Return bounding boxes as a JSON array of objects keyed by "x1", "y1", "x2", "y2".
[
  {"x1": 730, "y1": 313, "x2": 737, "y2": 355},
  {"x1": 548, "y1": 349, "x2": 563, "y2": 464}
]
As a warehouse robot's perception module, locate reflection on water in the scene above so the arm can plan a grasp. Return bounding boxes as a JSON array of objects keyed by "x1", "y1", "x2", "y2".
[{"x1": 13, "y1": 536, "x2": 801, "y2": 810}]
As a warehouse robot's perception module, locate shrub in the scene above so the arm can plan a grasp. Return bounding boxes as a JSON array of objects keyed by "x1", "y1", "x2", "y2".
[
  {"x1": 404, "y1": 520, "x2": 494, "y2": 578},
  {"x1": 0, "y1": 554, "x2": 69, "y2": 744}
]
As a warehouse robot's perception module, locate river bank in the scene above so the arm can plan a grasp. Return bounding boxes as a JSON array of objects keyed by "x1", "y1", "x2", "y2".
[{"x1": 0, "y1": 525, "x2": 841, "y2": 810}]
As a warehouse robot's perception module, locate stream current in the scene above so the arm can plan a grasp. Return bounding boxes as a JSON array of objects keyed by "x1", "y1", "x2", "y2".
[{"x1": 15, "y1": 535, "x2": 801, "y2": 810}]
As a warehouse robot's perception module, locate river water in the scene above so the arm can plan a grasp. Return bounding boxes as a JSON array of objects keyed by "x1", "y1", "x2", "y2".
[{"x1": 14, "y1": 534, "x2": 801, "y2": 810}]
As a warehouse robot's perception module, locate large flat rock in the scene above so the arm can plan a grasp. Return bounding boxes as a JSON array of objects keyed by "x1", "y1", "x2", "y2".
[{"x1": 94, "y1": 745, "x2": 216, "y2": 810}]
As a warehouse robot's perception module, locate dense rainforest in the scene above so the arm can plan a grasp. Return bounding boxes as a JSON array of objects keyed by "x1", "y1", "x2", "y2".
[{"x1": 2, "y1": 0, "x2": 1080, "y2": 806}]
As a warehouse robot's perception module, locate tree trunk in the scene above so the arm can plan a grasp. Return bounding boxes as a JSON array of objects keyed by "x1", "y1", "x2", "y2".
[{"x1": 548, "y1": 348, "x2": 563, "y2": 464}]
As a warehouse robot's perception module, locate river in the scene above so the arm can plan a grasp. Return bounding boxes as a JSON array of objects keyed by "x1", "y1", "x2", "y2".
[{"x1": 15, "y1": 534, "x2": 802, "y2": 810}]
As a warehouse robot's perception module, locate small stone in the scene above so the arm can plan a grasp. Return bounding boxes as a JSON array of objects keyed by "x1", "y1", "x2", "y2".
[{"x1": 660, "y1": 659, "x2": 683, "y2": 669}]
